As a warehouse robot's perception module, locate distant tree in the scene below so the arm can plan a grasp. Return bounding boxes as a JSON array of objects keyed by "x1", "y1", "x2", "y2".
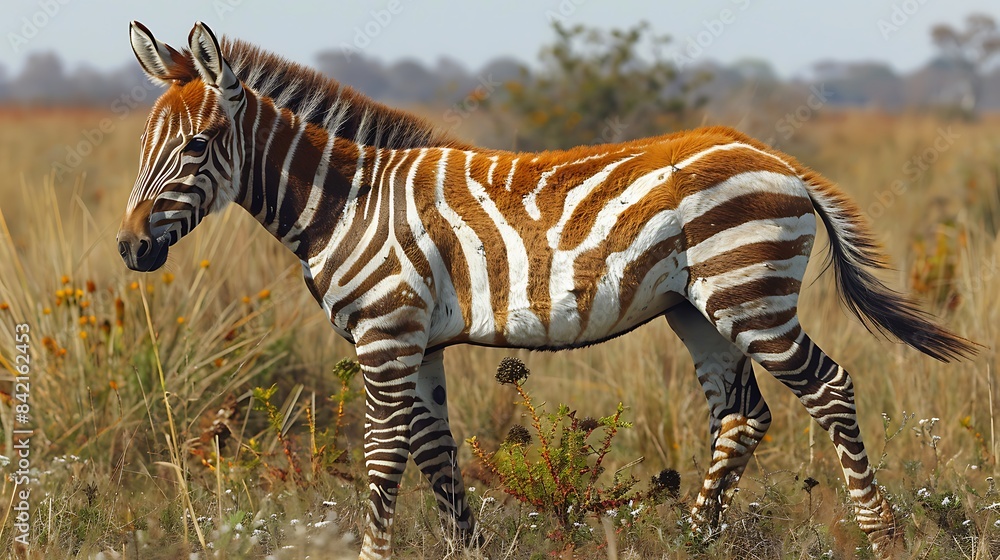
[
  {"x1": 494, "y1": 21, "x2": 706, "y2": 151},
  {"x1": 931, "y1": 13, "x2": 1000, "y2": 117},
  {"x1": 9, "y1": 51, "x2": 68, "y2": 104},
  {"x1": 383, "y1": 60, "x2": 442, "y2": 104},
  {"x1": 315, "y1": 51, "x2": 391, "y2": 100}
]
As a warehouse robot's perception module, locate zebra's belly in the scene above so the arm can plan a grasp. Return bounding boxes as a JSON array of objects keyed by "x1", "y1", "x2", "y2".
[
  {"x1": 482, "y1": 285, "x2": 687, "y2": 351},
  {"x1": 570, "y1": 288, "x2": 687, "y2": 346},
  {"x1": 490, "y1": 236, "x2": 688, "y2": 349},
  {"x1": 544, "y1": 268, "x2": 687, "y2": 348}
]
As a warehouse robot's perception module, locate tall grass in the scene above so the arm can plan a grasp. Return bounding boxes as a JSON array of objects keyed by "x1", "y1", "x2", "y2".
[{"x1": 0, "y1": 107, "x2": 997, "y2": 558}]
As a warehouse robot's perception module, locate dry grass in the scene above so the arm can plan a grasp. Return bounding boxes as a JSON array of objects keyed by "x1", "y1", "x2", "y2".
[{"x1": 0, "y1": 106, "x2": 997, "y2": 558}]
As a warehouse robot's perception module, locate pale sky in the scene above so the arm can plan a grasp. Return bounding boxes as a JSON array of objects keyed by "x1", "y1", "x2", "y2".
[{"x1": 2, "y1": 1, "x2": 997, "y2": 77}]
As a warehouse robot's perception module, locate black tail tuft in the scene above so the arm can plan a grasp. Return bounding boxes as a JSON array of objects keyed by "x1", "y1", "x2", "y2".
[{"x1": 803, "y1": 174, "x2": 979, "y2": 363}]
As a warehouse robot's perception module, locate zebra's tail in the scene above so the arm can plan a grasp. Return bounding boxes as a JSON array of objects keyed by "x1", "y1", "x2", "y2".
[{"x1": 799, "y1": 169, "x2": 978, "y2": 362}]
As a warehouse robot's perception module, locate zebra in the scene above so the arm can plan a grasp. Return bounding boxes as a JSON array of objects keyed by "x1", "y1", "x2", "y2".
[{"x1": 116, "y1": 21, "x2": 975, "y2": 559}]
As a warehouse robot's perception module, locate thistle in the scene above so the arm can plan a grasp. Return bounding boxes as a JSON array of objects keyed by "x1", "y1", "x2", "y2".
[
  {"x1": 504, "y1": 424, "x2": 532, "y2": 446},
  {"x1": 496, "y1": 356, "x2": 530, "y2": 386}
]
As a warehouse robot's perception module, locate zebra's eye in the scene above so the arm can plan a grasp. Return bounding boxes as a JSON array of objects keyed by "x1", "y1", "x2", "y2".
[{"x1": 184, "y1": 137, "x2": 208, "y2": 153}]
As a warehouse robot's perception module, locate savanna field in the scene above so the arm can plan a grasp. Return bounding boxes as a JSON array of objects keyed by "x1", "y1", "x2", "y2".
[{"x1": 0, "y1": 106, "x2": 999, "y2": 559}]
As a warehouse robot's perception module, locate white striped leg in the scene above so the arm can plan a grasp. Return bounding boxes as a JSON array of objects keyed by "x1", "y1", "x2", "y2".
[
  {"x1": 739, "y1": 321, "x2": 896, "y2": 557},
  {"x1": 410, "y1": 350, "x2": 475, "y2": 540},
  {"x1": 666, "y1": 304, "x2": 771, "y2": 531},
  {"x1": 356, "y1": 329, "x2": 428, "y2": 560}
]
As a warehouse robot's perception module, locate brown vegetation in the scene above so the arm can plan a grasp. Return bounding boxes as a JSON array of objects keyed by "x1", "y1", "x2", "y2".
[{"x1": 0, "y1": 107, "x2": 997, "y2": 558}]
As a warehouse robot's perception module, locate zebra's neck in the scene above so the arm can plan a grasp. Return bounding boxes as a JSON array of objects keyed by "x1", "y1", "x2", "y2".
[{"x1": 234, "y1": 93, "x2": 367, "y2": 261}]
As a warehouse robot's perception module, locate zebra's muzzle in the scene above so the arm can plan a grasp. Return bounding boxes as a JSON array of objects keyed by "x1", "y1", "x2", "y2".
[{"x1": 118, "y1": 231, "x2": 170, "y2": 272}]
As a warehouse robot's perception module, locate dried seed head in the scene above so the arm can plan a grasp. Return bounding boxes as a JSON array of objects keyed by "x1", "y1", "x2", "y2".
[
  {"x1": 579, "y1": 417, "x2": 600, "y2": 432},
  {"x1": 504, "y1": 424, "x2": 532, "y2": 446},
  {"x1": 652, "y1": 468, "x2": 681, "y2": 498},
  {"x1": 496, "y1": 357, "x2": 530, "y2": 386},
  {"x1": 802, "y1": 476, "x2": 819, "y2": 493}
]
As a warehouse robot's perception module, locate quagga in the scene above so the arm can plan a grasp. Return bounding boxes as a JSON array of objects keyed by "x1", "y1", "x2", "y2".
[{"x1": 117, "y1": 21, "x2": 975, "y2": 559}]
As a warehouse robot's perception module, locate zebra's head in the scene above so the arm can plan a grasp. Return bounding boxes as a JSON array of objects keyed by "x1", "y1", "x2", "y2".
[{"x1": 117, "y1": 21, "x2": 244, "y2": 272}]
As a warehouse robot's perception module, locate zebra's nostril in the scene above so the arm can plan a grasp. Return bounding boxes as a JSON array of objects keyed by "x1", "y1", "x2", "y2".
[
  {"x1": 136, "y1": 239, "x2": 149, "y2": 258},
  {"x1": 118, "y1": 241, "x2": 129, "y2": 259}
]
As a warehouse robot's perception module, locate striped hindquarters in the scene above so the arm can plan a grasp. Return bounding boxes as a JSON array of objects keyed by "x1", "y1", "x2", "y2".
[{"x1": 675, "y1": 146, "x2": 817, "y2": 346}]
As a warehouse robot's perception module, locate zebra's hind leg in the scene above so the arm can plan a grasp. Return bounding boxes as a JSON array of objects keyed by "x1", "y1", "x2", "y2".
[
  {"x1": 665, "y1": 302, "x2": 772, "y2": 534},
  {"x1": 725, "y1": 315, "x2": 896, "y2": 557},
  {"x1": 411, "y1": 350, "x2": 475, "y2": 544}
]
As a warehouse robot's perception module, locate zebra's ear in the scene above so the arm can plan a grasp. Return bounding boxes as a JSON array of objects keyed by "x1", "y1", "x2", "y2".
[
  {"x1": 188, "y1": 22, "x2": 242, "y2": 102},
  {"x1": 130, "y1": 21, "x2": 187, "y2": 85}
]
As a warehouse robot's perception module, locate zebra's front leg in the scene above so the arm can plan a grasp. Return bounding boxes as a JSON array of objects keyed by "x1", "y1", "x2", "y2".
[
  {"x1": 356, "y1": 323, "x2": 429, "y2": 560},
  {"x1": 411, "y1": 350, "x2": 475, "y2": 541},
  {"x1": 356, "y1": 337, "x2": 473, "y2": 558}
]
